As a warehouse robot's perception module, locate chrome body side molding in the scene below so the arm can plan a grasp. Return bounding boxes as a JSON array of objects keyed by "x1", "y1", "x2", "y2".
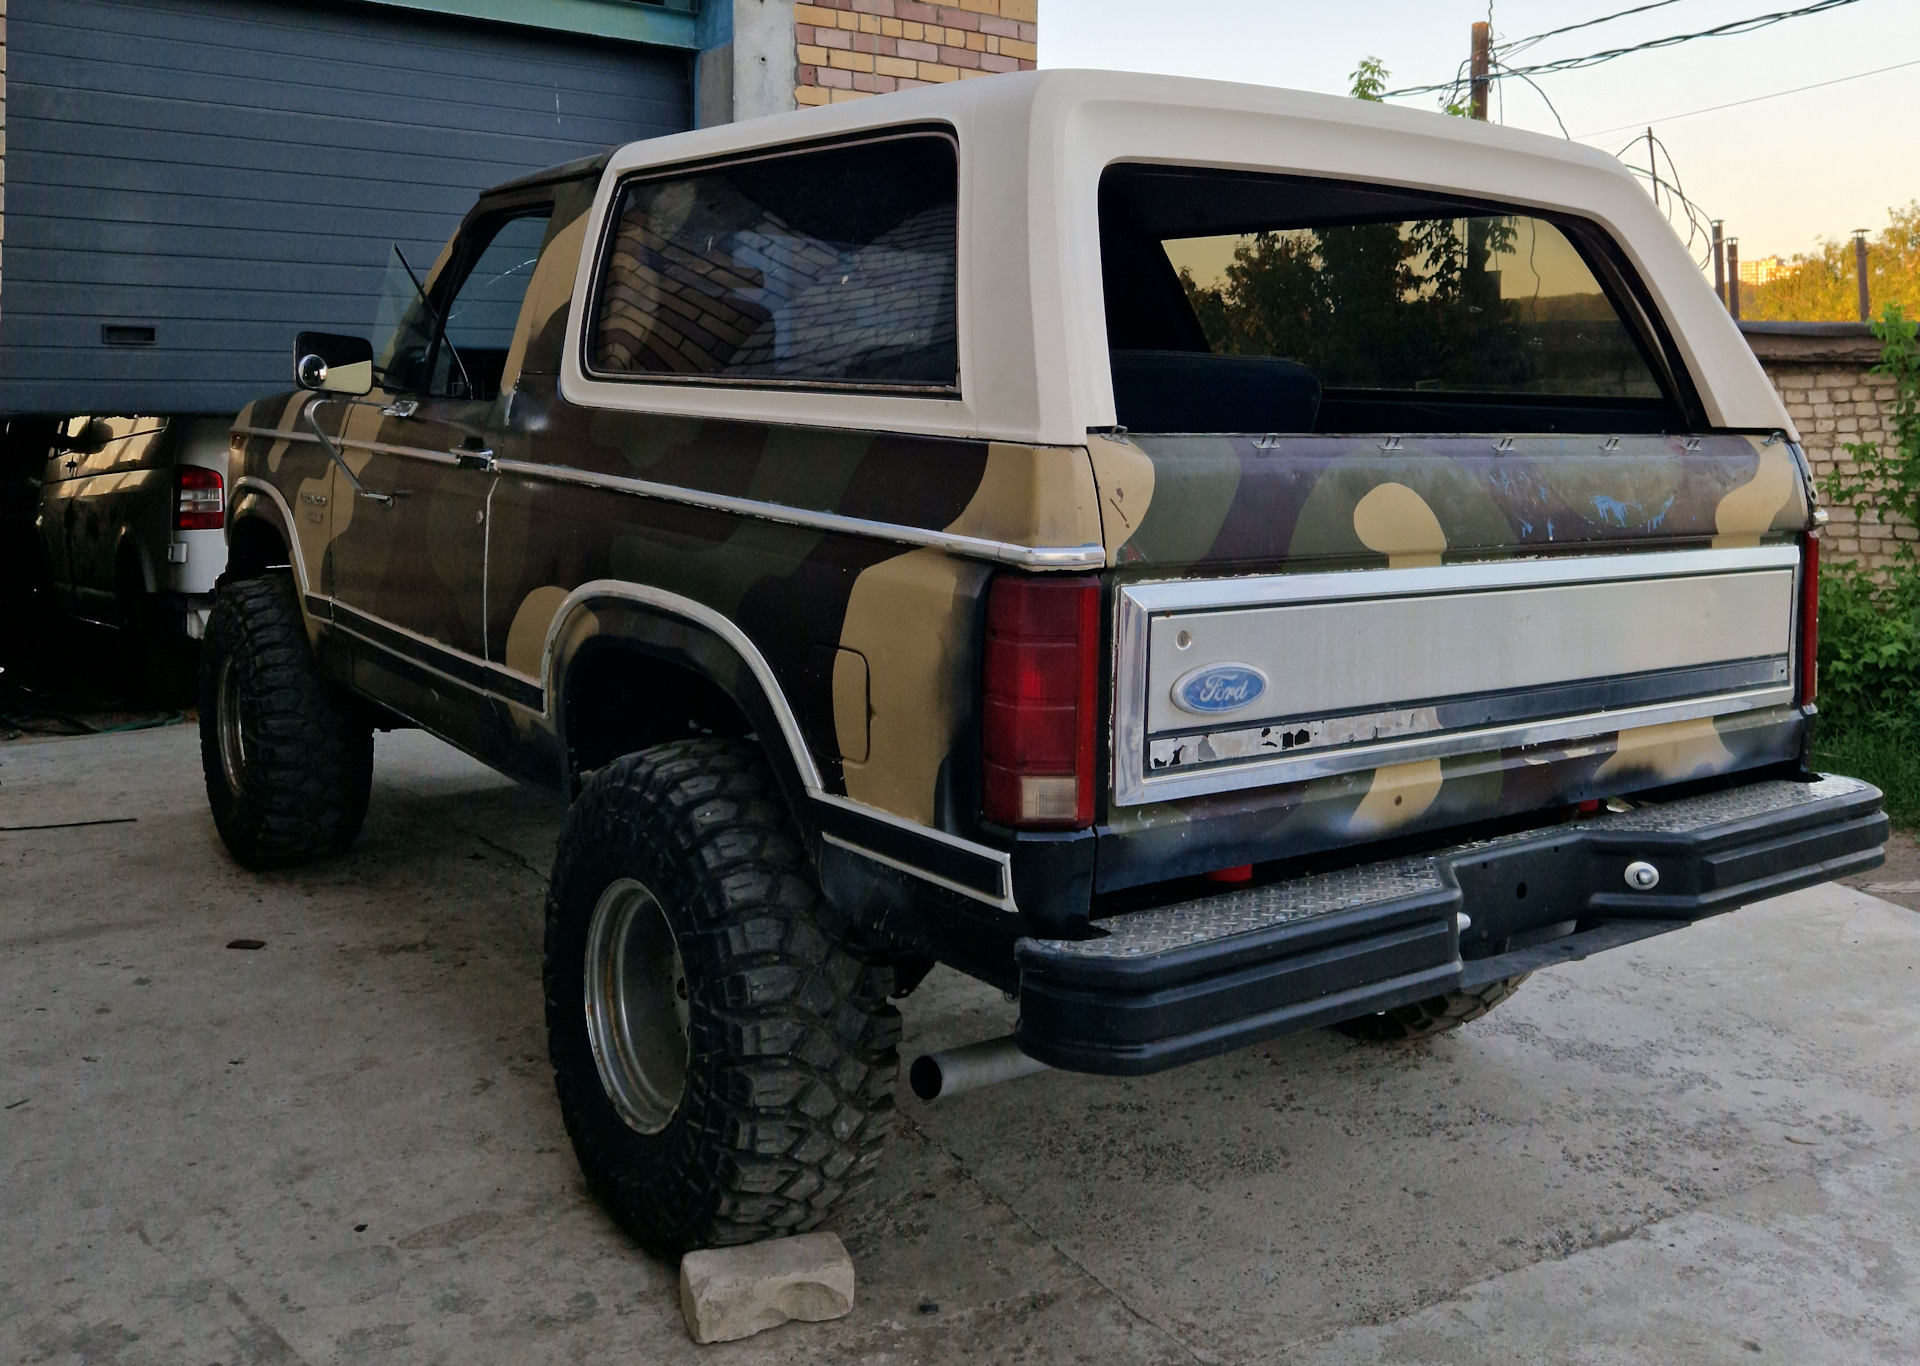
[
  {"x1": 490, "y1": 456, "x2": 1106, "y2": 570},
  {"x1": 232, "y1": 427, "x2": 1104, "y2": 569}
]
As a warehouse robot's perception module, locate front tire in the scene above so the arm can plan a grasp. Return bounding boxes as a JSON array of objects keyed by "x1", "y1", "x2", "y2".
[
  {"x1": 198, "y1": 571, "x2": 372, "y2": 868},
  {"x1": 1333, "y1": 975, "x2": 1529, "y2": 1043},
  {"x1": 545, "y1": 739, "x2": 899, "y2": 1260}
]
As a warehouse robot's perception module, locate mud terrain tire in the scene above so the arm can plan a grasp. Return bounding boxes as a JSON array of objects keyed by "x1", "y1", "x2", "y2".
[
  {"x1": 1333, "y1": 975, "x2": 1529, "y2": 1042},
  {"x1": 198, "y1": 571, "x2": 372, "y2": 868},
  {"x1": 545, "y1": 738, "x2": 899, "y2": 1260}
]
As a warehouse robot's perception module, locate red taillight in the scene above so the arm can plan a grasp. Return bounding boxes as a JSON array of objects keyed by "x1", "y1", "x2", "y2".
[
  {"x1": 176, "y1": 465, "x2": 224, "y2": 531},
  {"x1": 1799, "y1": 532, "x2": 1819, "y2": 705},
  {"x1": 982, "y1": 574, "x2": 1100, "y2": 829}
]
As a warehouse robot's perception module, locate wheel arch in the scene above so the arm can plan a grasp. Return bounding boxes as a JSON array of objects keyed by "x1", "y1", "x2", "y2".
[
  {"x1": 112, "y1": 526, "x2": 160, "y2": 597},
  {"x1": 225, "y1": 482, "x2": 297, "y2": 583},
  {"x1": 546, "y1": 584, "x2": 823, "y2": 836}
]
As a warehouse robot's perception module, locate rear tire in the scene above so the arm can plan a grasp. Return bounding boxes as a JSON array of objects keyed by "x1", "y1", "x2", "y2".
[
  {"x1": 545, "y1": 738, "x2": 899, "y2": 1260},
  {"x1": 1333, "y1": 975, "x2": 1529, "y2": 1042},
  {"x1": 198, "y1": 571, "x2": 372, "y2": 868}
]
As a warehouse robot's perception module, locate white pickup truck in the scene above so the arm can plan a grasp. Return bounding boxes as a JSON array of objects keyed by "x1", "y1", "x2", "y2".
[{"x1": 35, "y1": 414, "x2": 229, "y2": 656}]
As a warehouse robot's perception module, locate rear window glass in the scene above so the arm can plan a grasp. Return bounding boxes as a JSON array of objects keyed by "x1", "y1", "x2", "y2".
[
  {"x1": 1101, "y1": 166, "x2": 1680, "y2": 434},
  {"x1": 590, "y1": 132, "x2": 958, "y2": 391},
  {"x1": 1169, "y1": 217, "x2": 1659, "y2": 397}
]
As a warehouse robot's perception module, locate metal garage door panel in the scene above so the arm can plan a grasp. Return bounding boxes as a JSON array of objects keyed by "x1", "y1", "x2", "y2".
[{"x1": 0, "y1": 0, "x2": 689, "y2": 415}]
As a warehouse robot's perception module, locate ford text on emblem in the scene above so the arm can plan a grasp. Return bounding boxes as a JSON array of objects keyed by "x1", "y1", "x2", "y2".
[{"x1": 1172, "y1": 663, "x2": 1268, "y2": 715}]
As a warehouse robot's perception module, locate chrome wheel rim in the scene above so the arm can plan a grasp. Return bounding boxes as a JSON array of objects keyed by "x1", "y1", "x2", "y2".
[
  {"x1": 583, "y1": 878, "x2": 689, "y2": 1135},
  {"x1": 215, "y1": 656, "x2": 247, "y2": 796}
]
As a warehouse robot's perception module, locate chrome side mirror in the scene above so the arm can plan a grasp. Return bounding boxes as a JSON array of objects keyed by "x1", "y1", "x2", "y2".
[{"x1": 293, "y1": 331, "x2": 374, "y2": 396}]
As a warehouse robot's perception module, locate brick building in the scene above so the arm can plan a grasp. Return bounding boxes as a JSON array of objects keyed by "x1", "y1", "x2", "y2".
[
  {"x1": 792, "y1": 1, "x2": 1038, "y2": 104},
  {"x1": 1743, "y1": 322, "x2": 1910, "y2": 569}
]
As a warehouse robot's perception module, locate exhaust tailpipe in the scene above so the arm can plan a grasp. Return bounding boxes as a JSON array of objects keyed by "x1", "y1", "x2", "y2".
[{"x1": 909, "y1": 1035, "x2": 1050, "y2": 1101}]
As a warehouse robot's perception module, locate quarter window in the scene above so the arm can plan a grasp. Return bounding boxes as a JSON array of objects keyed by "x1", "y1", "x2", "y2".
[{"x1": 590, "y1": 132, "x2": 959, "y2": 391}]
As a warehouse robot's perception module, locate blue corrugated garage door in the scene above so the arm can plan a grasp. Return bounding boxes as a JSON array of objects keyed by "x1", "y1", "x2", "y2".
[{"x1": 0, "y1": 0, "x2": 689, "y2": 415}]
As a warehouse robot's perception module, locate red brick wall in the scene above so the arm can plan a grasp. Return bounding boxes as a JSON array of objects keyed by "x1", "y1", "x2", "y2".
[{"x1": 794, "y1": 0, "x2": 1039, "y2": 106}]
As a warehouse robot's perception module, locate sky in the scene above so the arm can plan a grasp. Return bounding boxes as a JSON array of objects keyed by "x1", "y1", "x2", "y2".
[{"x1": 1039, "y1": 0, "x2": 1919, "y2": 268}]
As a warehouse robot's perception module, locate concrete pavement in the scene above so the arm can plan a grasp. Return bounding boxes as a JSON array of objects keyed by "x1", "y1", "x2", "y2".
[{"x1": 4, "y1": 724, "x2": 1918, "y2": 1364}]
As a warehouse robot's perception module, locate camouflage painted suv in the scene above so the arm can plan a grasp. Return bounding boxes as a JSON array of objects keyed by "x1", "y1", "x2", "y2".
[{"x1": 207, "y1": 71, "x2": 1886, "y2": 1258}]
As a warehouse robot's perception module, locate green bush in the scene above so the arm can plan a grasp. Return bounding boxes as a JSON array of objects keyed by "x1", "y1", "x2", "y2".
[
  {"x1": 1812, "y1": 307, "x2": 1920, "y2": 826},
  {"x1": 1815, "y1": 559, "x2": 1920, "y2": 734},
  {"x1": 1811, "y1": 724, "x2": 1920, "y2": 830}
]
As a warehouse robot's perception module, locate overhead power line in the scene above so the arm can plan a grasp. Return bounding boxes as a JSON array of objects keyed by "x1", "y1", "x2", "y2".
[
  {"x1": 1498, "y1": 0, "x2": 1696, "y2": 59},
  {"x1": 1494, "y1": 58, "x2": 1572, "y2": 137},
  {"x1": 1619, "y1": 129, "x2": 1718, "y2": 271},
  {"x1": 1383, "y1": 0, "x2": 1867, "y2": 98},
  {"x1": 1574, "y1": 55, "x2": 1920, "y2": 138}
]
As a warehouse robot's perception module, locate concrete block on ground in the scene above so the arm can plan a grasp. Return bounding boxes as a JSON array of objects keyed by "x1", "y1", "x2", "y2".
[{"x1": 678, "y1": 1231, "x2": 855, "y2": 1345}]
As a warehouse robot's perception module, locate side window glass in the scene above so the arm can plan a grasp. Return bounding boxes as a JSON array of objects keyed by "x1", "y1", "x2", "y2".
[
  {"x1": 59, "y1": 416, "x2": 165, "y2": 474},
  {"x1": 429, "y1": 211, "x2": 553, "y2": 402},
  {"x1": 372, "y1": 212, "x2": 553, "y2": 402},
  {"x1": 371, "y1": 246, "x2": 443, "y2": 395},
  {"x1": 591, "y1": 132, "x2": 958, "y2": 391}
]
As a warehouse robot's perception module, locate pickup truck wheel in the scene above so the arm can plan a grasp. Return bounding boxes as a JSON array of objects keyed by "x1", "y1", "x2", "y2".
[
  {"x1": 545, "y1": 739, "x2": 899, "y2": 1260},
  {"x1": 198, "y1": 571, "x2": 372, "y2": 868},
  {"x1": 1333, "y1": 975, "x2": 1529, "y2": 1043}
]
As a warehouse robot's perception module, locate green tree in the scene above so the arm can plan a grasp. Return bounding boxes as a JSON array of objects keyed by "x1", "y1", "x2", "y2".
[
  {"x1": 1746, "y1": 203, "x2": 1920, "y2": 322},
  {"x1": 1350, "y1": 56, "x2": 1389, "y2": 102}
]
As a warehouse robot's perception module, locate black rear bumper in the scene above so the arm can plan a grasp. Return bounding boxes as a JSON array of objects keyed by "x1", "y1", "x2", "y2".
[{"x1": 1014, "y1": 775, "x2": 1886, "y2": 1075}]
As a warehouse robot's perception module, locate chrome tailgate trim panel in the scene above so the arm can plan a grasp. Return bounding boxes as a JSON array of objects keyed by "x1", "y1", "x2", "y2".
[{"x1": 1113, "y1": 547, "x2": 1802, "y2": 806}]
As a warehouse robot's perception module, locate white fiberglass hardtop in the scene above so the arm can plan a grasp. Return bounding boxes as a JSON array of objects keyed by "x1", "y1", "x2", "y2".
[{"x1": 561, "y1": 68, "x2": 1788, "y2": 445}]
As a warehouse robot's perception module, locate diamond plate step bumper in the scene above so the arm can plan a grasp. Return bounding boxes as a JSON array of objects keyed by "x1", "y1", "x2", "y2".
[{"x1": 1014, "y1": 775, "x2": 1886, "y2": 1075}]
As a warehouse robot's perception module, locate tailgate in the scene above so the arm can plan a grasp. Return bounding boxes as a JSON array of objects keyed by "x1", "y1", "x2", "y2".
[{"x1": 1096, "y1": 432, "x2": 1812, "y2": 809}]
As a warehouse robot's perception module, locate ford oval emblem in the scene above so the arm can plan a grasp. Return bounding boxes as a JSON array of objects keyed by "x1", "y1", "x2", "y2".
[{"x1": 1172, "y1": 663, "x2": 1268, "y2": 715}]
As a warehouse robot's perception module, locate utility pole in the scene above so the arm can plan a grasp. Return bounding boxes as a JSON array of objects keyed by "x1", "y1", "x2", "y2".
[
  {"x1": 1470, "y1": 22, "x2": 1490, "y2": 120},
  {"x1": 1726, "y1": 238, "x2": 1741, "y2": 321},
  {"x1": 1712, "y1": 221, "x2": 1727, "y2": 310},
  {"x1": 1854, "y1": 230, "x2": 1872, "y2": 322}
]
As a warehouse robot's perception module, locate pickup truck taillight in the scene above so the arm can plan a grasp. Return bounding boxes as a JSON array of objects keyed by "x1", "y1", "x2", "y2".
[
  {"x1": 1799, "y1": 532, "x2": 1819, "y2": 705},
  {"x1": 982, "y1": 575, "x2": 1100, "y2": 830},
  {"x1": 176, "y1": 466, "x2": 224, "y2": 530}
]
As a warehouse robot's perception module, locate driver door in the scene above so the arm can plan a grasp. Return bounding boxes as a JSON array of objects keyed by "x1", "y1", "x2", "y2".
[{"x1": 324, "y1": 202, "x2": 553, "y2": 715}]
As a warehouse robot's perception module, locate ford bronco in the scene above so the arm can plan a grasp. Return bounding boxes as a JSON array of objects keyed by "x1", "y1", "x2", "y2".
[{"x1": 206, "y1": 71, "x2": 1886, "y2": 1258}]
